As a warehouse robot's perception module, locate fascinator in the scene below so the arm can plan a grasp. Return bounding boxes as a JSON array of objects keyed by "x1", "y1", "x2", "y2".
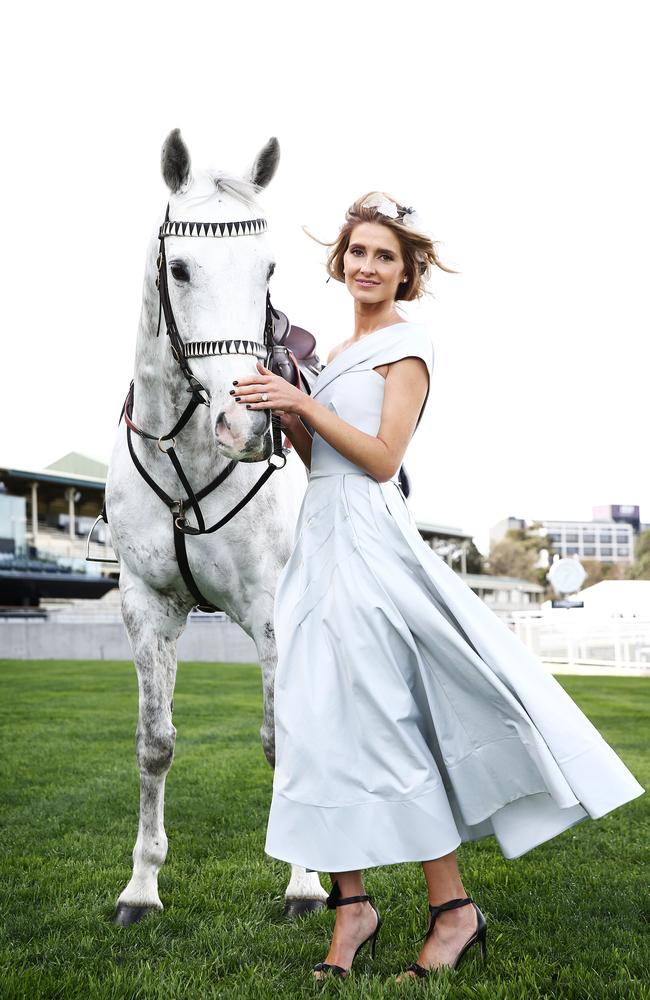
[{"x1": 359, "y1": 192, "x2": 426, "y2": 234}]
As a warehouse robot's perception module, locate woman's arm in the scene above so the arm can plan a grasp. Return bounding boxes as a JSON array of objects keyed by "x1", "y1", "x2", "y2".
[
  {"x1": 281, "y1": 413, "x2": 313, "y2": 471},
  {"x1": 299, "y1": 357, "x2": 429, "y2": 482}
]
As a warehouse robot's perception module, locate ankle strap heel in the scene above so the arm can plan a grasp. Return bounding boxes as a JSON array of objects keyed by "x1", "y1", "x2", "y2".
[
  {"x1": 404, "y1": 895, "x2": 488, "y2": 978},
  {"x1": 312, "y1": 881, "x2": 382, "y2": 979}
]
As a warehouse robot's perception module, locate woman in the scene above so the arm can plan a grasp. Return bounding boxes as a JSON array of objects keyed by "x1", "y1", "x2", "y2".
[{"x1": 231, "y1": 192, "x2": 644, "y2": 981}]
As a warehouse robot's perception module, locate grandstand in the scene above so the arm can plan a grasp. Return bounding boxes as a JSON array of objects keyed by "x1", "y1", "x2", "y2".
[{"x1": 0, "y1": 453, "x2": 116, "y2": 607}]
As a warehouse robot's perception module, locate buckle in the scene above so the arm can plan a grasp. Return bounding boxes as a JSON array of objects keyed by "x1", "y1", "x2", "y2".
[{"x1": 268, "y1": 452, "x2": 286, "y2": 469}]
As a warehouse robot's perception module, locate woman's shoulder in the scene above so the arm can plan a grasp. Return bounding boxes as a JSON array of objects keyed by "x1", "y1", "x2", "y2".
[{"x1": 377, "y1": 321, "x2": 435, "y2": 371}]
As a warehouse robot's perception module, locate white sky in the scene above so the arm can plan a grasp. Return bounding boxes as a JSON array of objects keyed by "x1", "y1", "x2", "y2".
[{"x1": 2, "y1": 1, "x2": 648, "y2": 555}]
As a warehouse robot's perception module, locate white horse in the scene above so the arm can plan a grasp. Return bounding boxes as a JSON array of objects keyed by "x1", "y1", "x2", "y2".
[{"x1": 105, "y1": 130, "x2": 327, "y2": 925}]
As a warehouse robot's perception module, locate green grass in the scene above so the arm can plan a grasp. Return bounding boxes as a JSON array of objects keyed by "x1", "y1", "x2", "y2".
[{"x1": 0, "y1": 660, "x2": 648, "y2": 999}]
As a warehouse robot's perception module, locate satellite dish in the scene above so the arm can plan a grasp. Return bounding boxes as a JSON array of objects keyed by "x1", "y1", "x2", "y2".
[{"x1": 548, "y1": 557, "x2": 587, "y2": 596}]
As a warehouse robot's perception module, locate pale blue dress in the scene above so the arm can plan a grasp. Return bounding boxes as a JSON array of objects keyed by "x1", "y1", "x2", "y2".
[{"x1": 264, "y1": 322, "x2": 644, "y2": 872}]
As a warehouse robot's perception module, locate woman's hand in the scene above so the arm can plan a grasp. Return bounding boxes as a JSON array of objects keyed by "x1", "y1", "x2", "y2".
[{"x1": 231, "y1": 360, "x2": 307, "y2": 419}]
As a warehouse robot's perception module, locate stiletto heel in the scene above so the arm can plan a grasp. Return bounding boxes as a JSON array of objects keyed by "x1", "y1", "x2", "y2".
[
  {"x1": 478, "y1": 925, "x2": 487, "y2": 964},
  {"x1": 401, "y1": 895, "x2": 488, "y2": 979},
  {"x1": 312, "y1": 880, "x2": 382, "y2": 979}
]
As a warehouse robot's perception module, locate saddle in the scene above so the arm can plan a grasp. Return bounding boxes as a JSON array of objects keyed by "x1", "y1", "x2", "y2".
[{"x1": 269, "y1": 308, "x2": 324, "y2": 392}]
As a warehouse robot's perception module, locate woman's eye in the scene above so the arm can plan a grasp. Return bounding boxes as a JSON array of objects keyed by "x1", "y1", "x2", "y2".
[{"x1": 170, "y1": 261, "x2": 190, "y2": 282}]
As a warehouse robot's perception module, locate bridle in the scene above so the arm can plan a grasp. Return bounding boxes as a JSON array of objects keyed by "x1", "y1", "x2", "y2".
[{"x1": 120, "y1": 202, "x2": 291, "y2": 611}]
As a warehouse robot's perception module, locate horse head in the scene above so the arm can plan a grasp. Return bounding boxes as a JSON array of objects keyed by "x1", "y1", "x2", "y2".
[{"x1": 155, "y1": 128, "x2": 280, "y2": 463}]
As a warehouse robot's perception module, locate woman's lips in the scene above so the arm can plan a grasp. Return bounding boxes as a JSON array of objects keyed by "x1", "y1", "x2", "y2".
[{"x1": 356, "y1": 279, "x2": 379, "y2": 286}]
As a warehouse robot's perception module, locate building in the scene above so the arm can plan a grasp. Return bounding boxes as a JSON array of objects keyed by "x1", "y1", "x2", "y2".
[
  {"x1": 459, "y1": 574, "x2": 544, "y2": 618},
  {"x1": 0, "y1": 452, "x2": 110, "y2": 558},
  {"x1": 490, "y1": 508, "x2": 639, "y2": 567},
  {"x1": 414, "y1": 520, "x2": 474, "y2": 573},
  {"x1": 542, "y1": 518, "x2": 634, "y2": 565},
  {"x1": 0, "y1": 453, "x2": 116, "y2": 606}
]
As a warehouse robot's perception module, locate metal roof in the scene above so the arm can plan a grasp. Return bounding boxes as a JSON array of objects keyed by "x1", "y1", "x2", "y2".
[
  {"x1": 46, "y1": 452, "x2": 108, "y2": 479},
  {"x1": 415, "y1": 520, "x2": 474, "y2": 540},
  {"x1": 0, "y1": 463, "x2": 105, "y2": 491}
]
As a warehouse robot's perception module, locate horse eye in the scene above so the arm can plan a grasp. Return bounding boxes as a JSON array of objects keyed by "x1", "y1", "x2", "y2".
[{"x1": 170, "y1": 261, "x2": 190, "y2": 282}]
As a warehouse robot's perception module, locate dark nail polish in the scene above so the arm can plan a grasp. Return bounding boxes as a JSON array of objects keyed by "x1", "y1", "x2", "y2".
[
  {"x1": 246, "y1": 404, "x2": 251, "y2": 409},
  {"x1": 232, "y1": 380, "x2": 238, "y2": 385},
  {"x1": 229, "y1": 389, "x2": 235, "y2": 395},
  {"x1": 235, "y1": 396, "x2": 241, "y2": 401}
]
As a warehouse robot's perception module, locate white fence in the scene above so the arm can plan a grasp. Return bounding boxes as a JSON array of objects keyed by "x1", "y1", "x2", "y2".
[
  {"x1": 3, "y1": 606, "x2": 650, "y2": 675},
  {"x1": 509, "y1": 610, "x2": 650, "y2": 676}
]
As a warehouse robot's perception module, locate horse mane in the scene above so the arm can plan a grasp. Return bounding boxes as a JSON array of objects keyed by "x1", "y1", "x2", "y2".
[{"x1": 208, "y1": 170, "x2": 263, "y2": 212}]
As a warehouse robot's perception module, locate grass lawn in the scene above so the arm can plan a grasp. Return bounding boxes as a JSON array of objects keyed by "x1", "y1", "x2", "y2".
[{"x1": 0, "y1": 659, "x2": 648, "y2": 999}]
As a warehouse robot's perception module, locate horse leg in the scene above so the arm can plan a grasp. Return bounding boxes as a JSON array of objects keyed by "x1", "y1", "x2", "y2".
[
  {"x1": 113, "y1": 573, "x2": 188, "y2": 926},
  {"x1": 252, "y1": 611, "x2": 328, "y2": 918}
]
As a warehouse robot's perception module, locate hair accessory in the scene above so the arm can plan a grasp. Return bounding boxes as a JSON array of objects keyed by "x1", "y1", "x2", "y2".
[
  {"x1": 360, "y1": 193, "x2": 400, "y2": 218},
  {"x1": 360, "y1": 193, "x2": 425, "y2": 233},
  {"x1": 399, "y1": 206, "x2": 425, "y2": 232}
]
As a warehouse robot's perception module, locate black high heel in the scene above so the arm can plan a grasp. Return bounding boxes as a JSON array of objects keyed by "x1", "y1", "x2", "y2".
[
  {"x1": 312, "y1": 880, "x2": 382, "y2": 978},
  {"x1": 402, "y1": 896, "x2": 487, "y2": 978}
]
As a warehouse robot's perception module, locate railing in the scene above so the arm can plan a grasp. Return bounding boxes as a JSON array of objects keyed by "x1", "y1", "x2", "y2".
[
  {"x1": 508, "y1": 609, "x2": 650, "y2": 674},
  {"x1": 42, "y1": 608, "x2": 227, "y2": 625}
]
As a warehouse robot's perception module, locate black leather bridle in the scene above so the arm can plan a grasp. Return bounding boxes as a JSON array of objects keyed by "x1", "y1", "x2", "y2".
[{"x1": 119, "y1": 203, "x2": 292, "y2": 611}]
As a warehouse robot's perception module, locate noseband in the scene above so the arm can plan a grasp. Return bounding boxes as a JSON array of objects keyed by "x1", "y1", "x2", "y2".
[{"x1": 116, "y1": 202, "x2": 294, "y2": 611}]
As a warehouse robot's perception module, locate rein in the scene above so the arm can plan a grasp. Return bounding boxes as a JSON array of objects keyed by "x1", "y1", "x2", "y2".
[{"x1": 118, "y1": 202, "x2": 290, "y2": 611}]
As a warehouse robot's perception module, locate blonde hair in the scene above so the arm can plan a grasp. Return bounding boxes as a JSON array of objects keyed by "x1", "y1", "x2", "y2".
[{"x1": 303, "y1": 190, "x2": 458, "y2": 301}]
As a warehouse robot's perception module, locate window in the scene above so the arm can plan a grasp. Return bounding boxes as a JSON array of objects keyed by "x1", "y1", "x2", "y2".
[
  {"x1": 583, "y1": 534, "x2": 595, "y2": 543},
  {"x1": 601, "y1": 547, "x2": 612, "y2": 556},
  {"x1": 583, "y1": 546, "x2": 596, "y2": 556},
  {"x1": 567, "y1": 546, "x2": 579, "y2": 554}
]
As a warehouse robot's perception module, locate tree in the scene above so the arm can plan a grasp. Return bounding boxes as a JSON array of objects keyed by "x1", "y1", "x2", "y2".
[
  {"x1": 486, "y1": 537, "x2": 539, "y2": 582},
  {"x1": 581, "y1": 558, "x2": 625, "y2": 588},
  {"x1": 628, "y1": 529, "x2": 650, "y2": 580}
]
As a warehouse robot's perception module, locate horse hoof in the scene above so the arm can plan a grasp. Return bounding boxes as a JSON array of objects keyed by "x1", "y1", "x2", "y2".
[
  {"x1": 284, "y1": 897, "x2": 327, "y2": 920},
  {"x1": 112, "y1": 902, "x2": 160, "y2": 926}
]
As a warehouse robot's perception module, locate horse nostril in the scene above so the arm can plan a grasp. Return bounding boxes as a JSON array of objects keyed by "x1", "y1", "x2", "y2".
[{"x1": 216, "y1": 410, "x2": 231, "y2": 432}]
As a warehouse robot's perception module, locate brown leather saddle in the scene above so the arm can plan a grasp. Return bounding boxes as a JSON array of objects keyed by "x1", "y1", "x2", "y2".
[{"x1": 269, "y1": 308, "x2": 324, "y2": 394}]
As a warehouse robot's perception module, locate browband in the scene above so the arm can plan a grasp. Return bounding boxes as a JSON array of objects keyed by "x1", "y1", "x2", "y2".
[
  {"x1": 159, "y1": 218, "x2": 267, "y2": 239},
  {"x1": 181, "y1": 339, "x2": 267, "y2": 359}
]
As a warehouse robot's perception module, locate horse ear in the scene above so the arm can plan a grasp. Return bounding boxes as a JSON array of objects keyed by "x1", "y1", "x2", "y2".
[
  {"x1": 248, "y1": 136, "x2": 280, "y2": 189},
  {"x1": 161, "y1": 128, "x2": 192, "y2": 193}
]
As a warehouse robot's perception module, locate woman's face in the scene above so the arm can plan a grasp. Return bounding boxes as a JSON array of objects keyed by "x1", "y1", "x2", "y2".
[{"x1": 343, "y1": 222, "x2": 407, "y2": 304}]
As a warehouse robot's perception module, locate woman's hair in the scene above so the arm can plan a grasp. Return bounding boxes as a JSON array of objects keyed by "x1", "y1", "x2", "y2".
[{"x1": 303, "y1": 190, "x2": 458, "y2": 302}]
